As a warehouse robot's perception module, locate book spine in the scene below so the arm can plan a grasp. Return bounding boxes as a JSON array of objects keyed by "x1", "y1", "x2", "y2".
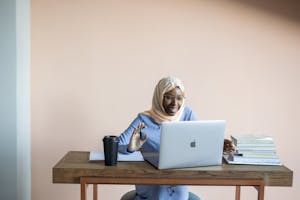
[
  {"x1": 239, "y1": 153, "x2": 278, "y2": 158},
  {"x1": 232, "y1": 157, "x2": 281, "y2": 164},
  {"x1": 231, "y1": 135, "x2": 275, "y2": 145},
  {"x1": 237, "y1": 149, "x2": 277, "y2": 154},
  {"x1": 236, "y1": 143, "x2": 275, "y2": 147},
  {"x1": 229, "y1": 154, "x2": 280, "y2": 163},
  {"x1": 237, "y1": 147, "x2": 276, "y2": 151}
]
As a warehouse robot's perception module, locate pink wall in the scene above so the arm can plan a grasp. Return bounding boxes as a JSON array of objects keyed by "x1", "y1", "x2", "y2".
[{"x1": 31, "y1": 0, "x2": 300, "y2": 199}]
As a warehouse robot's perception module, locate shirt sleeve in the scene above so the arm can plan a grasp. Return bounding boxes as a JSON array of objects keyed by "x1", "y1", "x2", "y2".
[
  {"x1": 182, "y1": 106, "x2": 197, "y2": 121},
  {"x1": 118, "y1": 115, "x2": 142, "y2": 154},
  {"x1": 189, "y1": 108, "x2": 197, "y2": 120}
]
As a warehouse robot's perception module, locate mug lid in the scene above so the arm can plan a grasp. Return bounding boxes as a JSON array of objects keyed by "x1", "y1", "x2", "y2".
[{"x1": 103, "y1": 135, "x2": 119, "y2": 142}]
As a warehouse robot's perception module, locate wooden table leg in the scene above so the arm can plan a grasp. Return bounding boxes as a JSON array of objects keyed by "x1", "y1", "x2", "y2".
[
  {"x1": 93, "y1": 184, "x2": 98, "y2": 200},
  {"x1": 80, "y1": 178, "x2": 87, "y2": 200},
  {"x1": 256, "y1": 184, "x2": 265, "y2": 200},
  {"x1": 80, "y1": 177, "x2": 265, "y2": 200},
  {"x1": 235, "y1": 186, "x2": 241, "y2": 200}
]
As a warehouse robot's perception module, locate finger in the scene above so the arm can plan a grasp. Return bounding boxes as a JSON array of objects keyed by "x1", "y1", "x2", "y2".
[
  {"x1": 224, "y1": 139, "x2": 230, "y2": 144},
  {"x1": 141, "y1": 134, "x2": 148, "y2": 143},
  {"x1": 137, "y1": 124, "x2": 144, "y2": 136},
  {"x1": 137, "y1": 123, "x2": 143, "y2": 129},
  {"x1": 130, "y1": 130, "x2": 134, "y2": 138},
  {"x1": 135, "y1": 126, "x2": 141, "y2": 134},
  {"x1": 137, "y1": 122, "x2": 146, "y2": 130},
  {"x1": 141, "y1": 134, "x2": 148, "y2": 142},
  {"x1": 131, "y1": 128, "x2": 139, "y2": 139}
]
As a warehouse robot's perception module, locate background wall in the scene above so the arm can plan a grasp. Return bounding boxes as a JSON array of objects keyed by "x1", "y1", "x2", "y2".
[{"x1": 31, "y1": 0, "x2": 300, "y2": 199}]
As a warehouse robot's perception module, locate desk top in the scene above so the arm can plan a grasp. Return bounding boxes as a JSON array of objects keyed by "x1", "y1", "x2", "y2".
[{"x1": 53, "y1": 151, "x2": 293, "y2": 186}]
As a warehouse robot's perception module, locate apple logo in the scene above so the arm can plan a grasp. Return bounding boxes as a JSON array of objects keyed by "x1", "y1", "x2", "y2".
[{"x1": 190, "y1": 140, "x2": 196, "y2": 148}]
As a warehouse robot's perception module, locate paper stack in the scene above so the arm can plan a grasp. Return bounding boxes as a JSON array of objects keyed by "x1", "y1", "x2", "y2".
[
  {"x1": 224, "y1": 134, "x2": 281, "y2": 166},
  {"x1": 89, "y1": 151, "x2": 144, "y2": 162}
]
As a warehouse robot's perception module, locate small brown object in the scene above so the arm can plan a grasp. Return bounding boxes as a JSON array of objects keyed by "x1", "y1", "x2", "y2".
[{"x1": 223, "y1": 139, "x2": 236, "y2": 153}]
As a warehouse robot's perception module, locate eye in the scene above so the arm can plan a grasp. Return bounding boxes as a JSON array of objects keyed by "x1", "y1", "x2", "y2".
[
  {"x1": 164, "y1": 95, "x2": 173, "y2": 101},
  {"x1": 176, "y1": 96, "x2": 184, "y2": 101}
]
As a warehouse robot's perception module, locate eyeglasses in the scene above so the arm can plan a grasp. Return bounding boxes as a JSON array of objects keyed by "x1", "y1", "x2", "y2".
[{"x1": 163, "y1": 94, "x2": 184, "y2": 102}]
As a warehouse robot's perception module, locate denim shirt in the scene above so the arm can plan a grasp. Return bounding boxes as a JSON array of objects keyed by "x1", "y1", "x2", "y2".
[{"x1": 118, "y1": 107, "x2": 197, "y2": 200}]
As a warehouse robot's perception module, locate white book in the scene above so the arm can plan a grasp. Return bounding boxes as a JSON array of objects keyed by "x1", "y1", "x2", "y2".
[
  {"x1": 237, "y1": 146, "x2": 276, "y2": 151},
  {"x1": 237, "y1": 149, "x2": 277, "y2": 155},
  {"x1": 239, "y1": 152, "x2": 278, "y2": 158},
  {"x1": 231, "y1": 134, "x2": 275, "y2": 145},
  {"x1": 223, "y1": 154, "x2": 281, "y2": 166},
  {"x1": 236, "y1": 143, "x2": 276, "y2": 147},
  {"x1": 229, "y1": 154, "x2": 280, "y2": 162}
]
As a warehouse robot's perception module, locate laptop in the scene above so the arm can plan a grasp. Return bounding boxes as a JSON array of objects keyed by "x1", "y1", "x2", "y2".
[{"x1": 142, "y1": 120, "x2": 226, "y2": 169}]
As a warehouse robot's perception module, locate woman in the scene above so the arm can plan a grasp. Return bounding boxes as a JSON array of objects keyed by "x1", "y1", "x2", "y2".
[{"x1": 119, "y1": 76, "x2": 234, "y2": 200}]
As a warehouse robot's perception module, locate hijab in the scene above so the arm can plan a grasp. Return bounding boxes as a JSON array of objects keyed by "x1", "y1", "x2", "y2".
[{"x1": 143, "y1": 76, "x2": 186, "y2": 124}]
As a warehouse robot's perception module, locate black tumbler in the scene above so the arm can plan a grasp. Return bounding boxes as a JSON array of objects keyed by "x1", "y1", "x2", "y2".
[{"x1": 103, "y1": 135, "x2": 119, "y2": 166}]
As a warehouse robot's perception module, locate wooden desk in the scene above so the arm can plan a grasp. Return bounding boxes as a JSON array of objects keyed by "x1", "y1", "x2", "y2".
[{"x1": 53, "y1": 151, "x2": 293, "y2": 200}]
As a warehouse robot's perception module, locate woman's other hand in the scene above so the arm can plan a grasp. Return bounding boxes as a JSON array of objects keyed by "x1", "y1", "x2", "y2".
[
  {"x1": 128, "y1": 123, "x2": 148, "y2": 152},
  {"x1": 223, "y1": 139, "x2": 236, "y2": 154}
]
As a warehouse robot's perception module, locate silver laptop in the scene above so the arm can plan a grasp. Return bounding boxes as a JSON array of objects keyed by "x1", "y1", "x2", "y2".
[{"x1": 143, "y1": 120, "x2": 226, "y2": 169}]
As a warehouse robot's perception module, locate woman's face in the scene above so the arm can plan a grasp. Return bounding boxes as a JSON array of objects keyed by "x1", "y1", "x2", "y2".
[{"x1": 163, "y1": 87, "x2": 184, "y2": 116}]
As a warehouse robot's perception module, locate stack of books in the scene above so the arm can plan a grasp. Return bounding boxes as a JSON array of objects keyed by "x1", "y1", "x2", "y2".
[{"x1": 224, "y1": 134, "x2": 281, "y2": 166}]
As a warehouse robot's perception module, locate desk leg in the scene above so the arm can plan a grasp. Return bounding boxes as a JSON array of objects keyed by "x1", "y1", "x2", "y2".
[
  {"x1": 80, "y1": 178, "x2": 87, "y2": 200},
  {"x1": 255, "y1": 184, "x2": 265, "y2": 200},
  {"x1": 235, "y1": 186, "x2": 241, "y2": 200},
  {"x1": 236, "y1": 184, "x2": 265, "y2": 200},
  {"x1": 93, "y1": 184, "x2": 98, "y2": 200}
]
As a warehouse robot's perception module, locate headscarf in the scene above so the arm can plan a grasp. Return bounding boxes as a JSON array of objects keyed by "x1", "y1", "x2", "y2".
[{"x1": 143, "y1": 76, "x2": 186, "y2": 124}]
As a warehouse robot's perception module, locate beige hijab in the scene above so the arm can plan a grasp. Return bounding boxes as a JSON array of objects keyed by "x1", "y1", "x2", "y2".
[{"x1": 143, "y1": 76, "x2": 186, "y2": 124}]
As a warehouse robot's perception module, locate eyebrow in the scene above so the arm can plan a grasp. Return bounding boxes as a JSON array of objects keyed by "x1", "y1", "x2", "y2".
[
  {"x1": 163, "y1": 94, "x2": 184, "y2": 98},
  {"x1": 164, "y1": 91, "x2": 183, "y2": 96}
]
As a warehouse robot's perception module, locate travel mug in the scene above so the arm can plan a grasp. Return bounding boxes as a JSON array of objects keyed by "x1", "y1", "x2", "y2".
[{"x1": 103, "y1": 135, "x2": 119, "y2": 166}]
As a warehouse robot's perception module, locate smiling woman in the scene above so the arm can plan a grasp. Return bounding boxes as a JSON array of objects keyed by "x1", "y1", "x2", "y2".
[
  {"x1": 116, "y1": 76, "x2": 233, "y2": 199},
  {"x1": 118, "y1": 76, "x2": 235, "y2": 199},
  {"x1": 118, "y1": 76, "x2": 198, "y2": 200}
]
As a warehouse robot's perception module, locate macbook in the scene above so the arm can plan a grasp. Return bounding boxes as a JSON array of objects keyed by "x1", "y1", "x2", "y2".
[{"x1": 142, "y1": 120, "x2": 226, "y2": 169}]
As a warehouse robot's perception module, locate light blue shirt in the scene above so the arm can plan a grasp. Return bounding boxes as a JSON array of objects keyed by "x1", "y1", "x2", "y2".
[{"x1": 119, "y1": 107, "x2": 197, "y2": 200}]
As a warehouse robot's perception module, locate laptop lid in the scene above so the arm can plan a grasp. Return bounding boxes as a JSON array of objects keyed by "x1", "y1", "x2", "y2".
[{"x1": 156, "y1": 120, "x2": 225, "y2": 169}]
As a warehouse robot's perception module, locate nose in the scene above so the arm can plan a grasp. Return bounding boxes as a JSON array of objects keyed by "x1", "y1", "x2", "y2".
[{"x1": 170, "y1": 98, "x2": 177, "y2": 105}]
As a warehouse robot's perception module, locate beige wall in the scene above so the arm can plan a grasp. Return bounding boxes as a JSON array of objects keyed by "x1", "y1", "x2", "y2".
[{"x1": 31, "y1": 0, "x2": 300, "y2": 199}]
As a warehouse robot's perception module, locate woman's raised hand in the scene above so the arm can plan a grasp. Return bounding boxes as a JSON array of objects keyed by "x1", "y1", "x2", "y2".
[{"x1": 128, "y1": 123, "x2": 148, "y2": 152}]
